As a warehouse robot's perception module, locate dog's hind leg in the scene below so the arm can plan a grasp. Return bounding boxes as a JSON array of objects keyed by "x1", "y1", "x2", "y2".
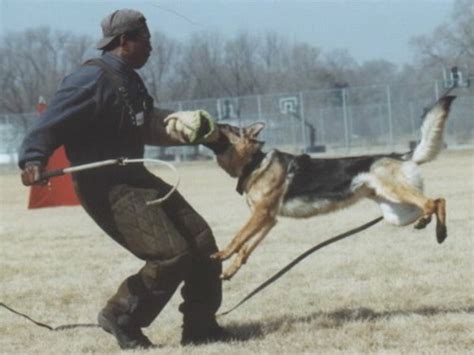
[
  {"x1": 373, "y1": 177, "x2": 447, "y2": 242},
  {"x1": 393, "y1": 192, "x2": 447, "y2": 242},
  {"x1": 409, "y1": 197, "x2": 447, "y2": 243},
  {"x1": 221, "y1": 219, "x2": 277, "y2": 280},
  {"x1": 414, "y1": 215, "x2": 432, "y2": 229},
  {"x1": 434, "y1": 198, "x2": 447, "y2": 243}
]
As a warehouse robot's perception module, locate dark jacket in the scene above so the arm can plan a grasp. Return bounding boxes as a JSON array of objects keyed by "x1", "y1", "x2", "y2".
[
  {"x1": 18, "y1": 53, "x2": 175, "y2": 238},
  {"x1": 19, "y1": 52, "x2": 157, "y2": 171}
]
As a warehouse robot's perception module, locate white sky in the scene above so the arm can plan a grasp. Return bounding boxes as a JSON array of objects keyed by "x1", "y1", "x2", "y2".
[{"x1": 1, "y1": 0, "x2": 455, "y2": 66}]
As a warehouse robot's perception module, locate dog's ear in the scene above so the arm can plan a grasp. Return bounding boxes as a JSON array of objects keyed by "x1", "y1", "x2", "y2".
[
  {"x1": 219, "y1": 124, "x2": 240, "y2": 144},
  {"x1": 244, "y1": 122, "x2": 265, "y2": 138}
]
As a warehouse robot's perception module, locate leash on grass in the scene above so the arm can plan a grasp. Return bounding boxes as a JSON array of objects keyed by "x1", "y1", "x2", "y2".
[
  {"x1": 217, "y1": 216, "x2": 384, "y2": 317},
  {"x1": 1, "y1": 216, "x2": 383, "y2": 330},
  {"x1": 37, "y1": 156, "x2": 180, "y2": 206},
  {"x1": 0, "y1": 302, "x2": 99, "y2": 331}
]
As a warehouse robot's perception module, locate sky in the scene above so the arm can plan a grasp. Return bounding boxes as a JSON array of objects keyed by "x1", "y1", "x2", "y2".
[{"x1": 0, "y1": 0, "x2": 456, "y2": 66}]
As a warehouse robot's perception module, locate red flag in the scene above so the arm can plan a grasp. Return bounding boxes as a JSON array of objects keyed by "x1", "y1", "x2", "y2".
[{"x1": 28, "y1": 97, "x2": 80, "y2": 209}]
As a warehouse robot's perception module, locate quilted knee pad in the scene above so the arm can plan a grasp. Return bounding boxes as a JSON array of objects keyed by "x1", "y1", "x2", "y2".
[{"x1": 109, "y1": 184, "x2": 189, "y2": 260}]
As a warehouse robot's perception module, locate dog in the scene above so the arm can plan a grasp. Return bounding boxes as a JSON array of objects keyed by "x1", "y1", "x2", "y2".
[{"x1": 210, "y1": 95, "x2": 456, "y2": 280}]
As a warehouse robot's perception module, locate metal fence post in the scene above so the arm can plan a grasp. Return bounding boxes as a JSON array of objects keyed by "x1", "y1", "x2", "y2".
[
  {"x1": 386, "y1": 85, "x2": 394, "y2": 150},
  {"x1": 299, "y1": 92, "x2": 307, "y2": 152},
  {"x1": 236, "y1": 96, "x2": 242, "y2": 130},
  {"x1": 257, "y1": 94, "x2": 265, "y2": 125},
  {"x1": 291, "y1": 110, "x2": 297, "y2": 151},
  {"x1": 319, "y1": 108, "x2": 326, "y2": 145},
  {"x1": 216, "y1": 98, "x2": 221, "y2": 120},
  {"x1": 342, "y1": 88, "x2": 350, "y2": 153},
  {"x1": 177, "y1": 101, "x2": 184, "y2": 162},
  {"x1": 409, "y1": 101, "x2": 416, "y2": 140}
]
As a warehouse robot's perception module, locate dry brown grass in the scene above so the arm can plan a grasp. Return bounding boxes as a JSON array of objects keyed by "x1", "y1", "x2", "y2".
[{"x1": 1, "y1": 149, "x2": 473, "y2": 354}]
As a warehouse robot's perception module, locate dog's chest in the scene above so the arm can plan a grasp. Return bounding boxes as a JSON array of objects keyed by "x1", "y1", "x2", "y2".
[{"x1": 244, "y1": 151, "x2": 288, "y2": 209}]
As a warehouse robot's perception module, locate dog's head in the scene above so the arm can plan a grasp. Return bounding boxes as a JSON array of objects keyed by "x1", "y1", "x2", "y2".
[{"x1": 215, "y1": 122, "x2": 265, "y2": 178}]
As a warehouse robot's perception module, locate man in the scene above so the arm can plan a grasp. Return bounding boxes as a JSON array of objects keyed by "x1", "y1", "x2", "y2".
[{"x1": 19, "y1": 9, "x2": 230, "y2": 350}]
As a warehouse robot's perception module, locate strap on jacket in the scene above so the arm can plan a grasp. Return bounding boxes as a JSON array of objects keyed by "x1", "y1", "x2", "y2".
[{"x1": 82, "y1": 58, "x2": 136, "y2": 131}]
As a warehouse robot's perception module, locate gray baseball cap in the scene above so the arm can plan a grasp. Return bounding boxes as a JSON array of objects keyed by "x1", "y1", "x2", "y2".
[{"x1": 96, "y1": 9, "x2": 148, "y2": 50}]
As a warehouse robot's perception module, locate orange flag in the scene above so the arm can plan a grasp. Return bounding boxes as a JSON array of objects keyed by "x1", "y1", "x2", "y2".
[{"x1": 28, "y1": 97, "x2": 80, "y2": 209}]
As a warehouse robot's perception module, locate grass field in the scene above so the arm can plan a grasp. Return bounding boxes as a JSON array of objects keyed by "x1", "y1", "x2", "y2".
[{"x1": 1, "y1": 149, "x2": 473, "y2": 354}]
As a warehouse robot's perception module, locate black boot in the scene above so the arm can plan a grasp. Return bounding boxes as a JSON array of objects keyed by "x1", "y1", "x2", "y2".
[
  {"x1": 98, "y1": 309, "x2": 155, "y2": 350},
  {"x1": 181, "y1": 318, "x2": 234, "y2": 345}
]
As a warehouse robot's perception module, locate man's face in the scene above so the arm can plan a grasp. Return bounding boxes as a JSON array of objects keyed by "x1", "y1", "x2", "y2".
[{"x1": 123, "y1": 27, "x2": 152, "y2": 69}]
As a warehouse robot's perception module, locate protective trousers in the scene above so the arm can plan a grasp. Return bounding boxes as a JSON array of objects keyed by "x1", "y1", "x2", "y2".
[{"x1": 73, "y1": 169, "x2": 222, "y2": 332}]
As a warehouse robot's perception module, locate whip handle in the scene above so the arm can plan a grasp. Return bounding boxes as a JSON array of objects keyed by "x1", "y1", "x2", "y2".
[{"x1": 39, "y1": 168, "x2": 65, "y2": 180}]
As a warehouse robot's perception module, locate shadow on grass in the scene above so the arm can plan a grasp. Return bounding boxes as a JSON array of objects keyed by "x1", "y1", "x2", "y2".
[{"x1": 225, "y1": 305, "x2": 474, "y2": 341}]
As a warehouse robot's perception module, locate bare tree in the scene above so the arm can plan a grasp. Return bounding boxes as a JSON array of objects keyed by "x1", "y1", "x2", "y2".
[
  {"x1": 258, "y1": 31, "x2": 289, "y2": 72},
  {"x1": 256, "y1": 31, "x2": 291, "y2": 92},
  {"x1": 0, "y1": 27, "x2": 93, "y2": 114},
  {"x1": 177, "y1": 32, "x2": 229, "y2": 99},
  {"x1": 141, "y1": 31, "x2": 181, "y2": 102},
  {"x1": 285, "y1": 42, "x2": 329, "y2": 92},
  {"x1": 411, "y1": 0, "x2": 474, "y2": 73},
  {"x1": 356, "y1": 59, "x2": 398, "y2": 86},
  {"x1": 324, "y1": 49, "x2": 358, "y2": 86},
  {"x1": 223, "y1": 32, "x2": 263, "y2": 96}
]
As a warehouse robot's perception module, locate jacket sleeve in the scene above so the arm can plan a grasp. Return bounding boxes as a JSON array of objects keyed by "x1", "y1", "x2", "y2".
[
  {"x1": 18, "y1": 68, "x2": 102, "y2": 169},
  {"x1": 143, "y1": 106, "x2": 182, "y2": 146}
]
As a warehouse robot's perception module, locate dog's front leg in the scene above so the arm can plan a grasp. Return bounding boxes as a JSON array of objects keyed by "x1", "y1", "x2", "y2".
[
  {"x1": 221, "y1": 219, "x2": 277, "y2": 280},
  {"x1": 211, "y1": 203, "x2": 275, "y2": 261}
]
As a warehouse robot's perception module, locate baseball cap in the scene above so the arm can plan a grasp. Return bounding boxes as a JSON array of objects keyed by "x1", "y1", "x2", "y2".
[{"x1": 96, "y1": 9, "x2": 148, "y2": 50}]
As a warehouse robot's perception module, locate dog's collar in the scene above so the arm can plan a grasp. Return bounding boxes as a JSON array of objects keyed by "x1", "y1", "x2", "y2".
[{"x1": 236, "y1": 151, "x2": 266, "y2": 195}]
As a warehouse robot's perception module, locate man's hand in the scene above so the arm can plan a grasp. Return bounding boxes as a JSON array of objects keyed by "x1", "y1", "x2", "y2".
[
  {"x1": 164, "y1": 112, "x2": 193, "y2": 143},
  {"x1": 164, "y1": 110, "x2": 219, "y2": 144},
  {"x1": 21, "y1": 161, "x2": 48, "y2": 186}
]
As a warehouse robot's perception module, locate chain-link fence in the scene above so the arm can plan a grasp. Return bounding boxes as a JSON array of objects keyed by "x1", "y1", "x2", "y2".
[
  {"x1": 0, "y1": 113, "x2": 37, "y2": 164},
  {"x1": 157, "y1": 79, "x2": 473, "y2": 158},
  {"x1": 1, "y1": 80, "x2": 473, "y2": 165}
]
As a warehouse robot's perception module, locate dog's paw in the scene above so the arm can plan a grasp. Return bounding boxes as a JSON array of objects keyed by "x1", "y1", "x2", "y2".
[
  {"x1": 436, "y1": 224, "x2": 447, "y2": 244},
  {"x1": 220, "y1": 256, "x2": 245, "y2": 280},
  {"x1": 220, "y1": 272, "x2": 233, "y2": 280},
  {"x1": 220, "y1": 266, "x2": 239, "y2": 280},
  {"x1": 414, "y1": 216, "x2": 432, "y2": 229},
  {"x1": 210, "y1": 250, "x2": 229, "y2": 261},
  {"x1": 210, "y1": 250, "x2": 232, "y2": 261},
  {"x1": 210, "y1": 252, "x2": 222, "y2": 260}
]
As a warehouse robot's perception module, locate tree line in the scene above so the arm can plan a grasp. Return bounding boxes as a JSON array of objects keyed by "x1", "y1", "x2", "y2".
[{"x1": 0, "y1": 0, "x2": 472, "y2": 115}]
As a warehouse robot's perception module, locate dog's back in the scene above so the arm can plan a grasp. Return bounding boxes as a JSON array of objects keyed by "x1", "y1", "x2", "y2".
[{"x1": 267, "y1": 151, "x2": 402, "y2": 218}]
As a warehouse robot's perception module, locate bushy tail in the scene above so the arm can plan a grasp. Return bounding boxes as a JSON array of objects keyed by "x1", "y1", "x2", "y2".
[{"x1": 411, "y1": 95, "x2": 456, "y2": 165}]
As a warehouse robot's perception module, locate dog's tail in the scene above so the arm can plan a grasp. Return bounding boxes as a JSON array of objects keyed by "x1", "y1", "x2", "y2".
[{"x1": 407, "y1": 95, "x2": 456, "y2": 165}]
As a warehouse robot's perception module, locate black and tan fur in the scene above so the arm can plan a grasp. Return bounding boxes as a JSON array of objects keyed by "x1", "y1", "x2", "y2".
[{"x1": 210, "y1": 96, "x2": 456, "y2": 280}]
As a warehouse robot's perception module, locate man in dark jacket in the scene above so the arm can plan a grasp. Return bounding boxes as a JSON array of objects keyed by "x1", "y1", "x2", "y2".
[{"x1": 19, "y1": 9, "x2": 229, "y2": 350}]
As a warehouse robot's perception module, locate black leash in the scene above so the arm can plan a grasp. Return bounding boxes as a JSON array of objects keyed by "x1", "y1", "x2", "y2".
[
  {"x1": 0, "y1": 302, "x2": 99, "y2": 331},
  {"x1": 218, "y1": 216, "x2": 384, "y2": 317},
  {"x1": 1, "y1": 217, "x2": 383, "y2": 329}
]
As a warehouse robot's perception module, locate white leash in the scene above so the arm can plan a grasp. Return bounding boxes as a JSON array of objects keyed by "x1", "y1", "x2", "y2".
[
  {"x1": 127, "y1": 158, "x2": 180, "y2": 206},
  {"x1": 39, "y1": 157, "x2": 180, "y2": 205}
]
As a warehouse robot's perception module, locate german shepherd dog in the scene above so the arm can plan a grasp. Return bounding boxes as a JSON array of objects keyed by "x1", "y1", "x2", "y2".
[{"x1": 210, "y1": 96, "x2": 456, "y2": 280}]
